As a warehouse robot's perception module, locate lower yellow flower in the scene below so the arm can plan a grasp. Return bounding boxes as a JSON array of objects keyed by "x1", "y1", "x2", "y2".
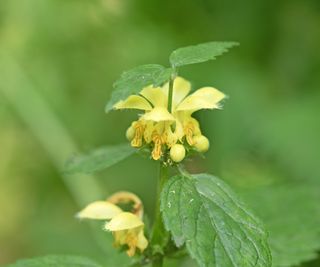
[
  {"x1": 105, "y1": 212, "x2": 148, "y2": 257},
  {"x1": 77, "y1": 192, "x2": 148, "y2": 257}
]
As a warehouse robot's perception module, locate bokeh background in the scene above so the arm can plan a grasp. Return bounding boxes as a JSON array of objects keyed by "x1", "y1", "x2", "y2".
[{"x1": 0, "y1": 0, "x2": 320, "y2": 266}]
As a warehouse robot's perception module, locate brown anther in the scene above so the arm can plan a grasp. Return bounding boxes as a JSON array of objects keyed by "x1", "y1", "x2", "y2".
[
  {"x1": 151, "y1": 132, "x2": 163, "y2": 160},
  {"x1": 184, "y1": 122, "x2": 195, "y2": 145},
  {"x1": 131, "y1": 123, "x2": 145, "y2": 147}
]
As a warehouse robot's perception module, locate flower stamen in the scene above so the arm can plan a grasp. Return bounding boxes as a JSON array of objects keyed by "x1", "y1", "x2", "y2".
[
  {"x1": 131, "y1": 121, "x2": 145, "y2": 147},
  {"x1": 185, "y1": 122, "x2": 195, "y2": 145},
  {"x1": 151, "y1": 132, "x2": 163, "y2": 160}
]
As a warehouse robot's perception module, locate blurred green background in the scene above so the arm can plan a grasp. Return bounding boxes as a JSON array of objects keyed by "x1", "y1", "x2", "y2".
[{"x1": 1, "y1": 0, "x2": 320, "y2": 266}]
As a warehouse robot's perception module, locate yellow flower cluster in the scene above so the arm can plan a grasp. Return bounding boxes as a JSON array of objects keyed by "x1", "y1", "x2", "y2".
[
  {"x1": 77, "y1": 192, "x2": 148, "y2": 257},
  {"x1": 114, "y1": 77, "x2": 225, "y2": 162}
]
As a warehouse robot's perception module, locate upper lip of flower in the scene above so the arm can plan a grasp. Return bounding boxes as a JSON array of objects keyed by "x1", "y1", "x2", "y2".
[
  {"x1": 104, "y1": 211, "x2": 144, "y2": 231},
  {"x1": 112, "y1": 76, "x2": 226, "y2": 122},
  {"x1": 76, "y1": 200, "x2": 123, "y2": 220},
  {"x1": 76, "y1": 200, "x2": 145, "y2": 230}
]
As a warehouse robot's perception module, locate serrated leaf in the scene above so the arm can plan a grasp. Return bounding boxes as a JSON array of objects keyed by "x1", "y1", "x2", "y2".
[
  {"x1": 64, "y1": 143, "x2": 135, "y2": 175},
  {"x1": 161, "y1": 173, "x2": 272, "y2": 267},
  {"x1": 6, "y1": 255, "x2": 102, "y2": 267},
  {"x1": 169, "y1": 42, "x2": 239, "y2": 67},
  {"x1": 105, "y1": 64, "x2": 173, "y2": 112}
]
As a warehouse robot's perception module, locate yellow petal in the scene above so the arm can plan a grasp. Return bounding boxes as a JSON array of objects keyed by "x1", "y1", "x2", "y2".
[
  {"x1": 126, "y1": 243, "x2": 136, "y2": 257},
  {"x1": 176, "y1": 87, "x2": 226, "y2": 112},
  {"x1": 141, "y1": 107, "x2": 175, "y2": 122},
  {"x1": 77, "y1": 201, "x2": 123, "y2": 220},
  {"x1": 173, "y1": 76, "x2": 192, "y2": 108},
  {"x1": 113, "y1": 95, "x2": 152, "y2": 110},
  {"x1": 173, "y1": 115, "x2": 185, "y2": 141},
  {"x1": 140, "y1": 86, "x2": 167, "y2": 108},
  {"x1": 105, "y1": 212, "x2": 144, "y2": 231},
  {"x1": 143, "y1": 121, "x2": 155, "y2": 143},
  {"x1": 183, "y1": 117, "x2": 202, "y2": 145},
  {"x1": 163, "y1": 123, "x2": 178, "y2": 147},
  {"x1": 113, "y1": 227, "x2": 148, "y2": 257},
  {"x1": 162, "y1": 76, "x2": 191, "y2": 110},
  {"x1": 137, "y1": 230, "x2": 148, "y2": 251}
]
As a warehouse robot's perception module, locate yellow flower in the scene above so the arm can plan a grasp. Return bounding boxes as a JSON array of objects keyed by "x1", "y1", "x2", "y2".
[
  {"x1": 77, "y1": 200, "x2": 122, "y2": 220},
  {"x1": 77, "y1": 192, "x2": 148, "y2": 257},
  {"x1": 105, "y1": 212, "x2": 148, "y2": 257},
  {"x1": 113, "y1": 77, "x2": 226, "y2": 160}
]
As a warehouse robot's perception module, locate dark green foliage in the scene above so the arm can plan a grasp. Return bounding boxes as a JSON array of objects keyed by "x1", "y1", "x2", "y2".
[
  {"x1": 161, "y1": 173, "x2": 272, "y2": 267},
  {"x1": 105, "y1": 65, "x2": 173, "y2": 112},
  {"x1": 169, "y1": 42, "x2": 239, "y2": 67},
  {"x1": 64, "y1": 144, "x2": 135, "y2": 175}
]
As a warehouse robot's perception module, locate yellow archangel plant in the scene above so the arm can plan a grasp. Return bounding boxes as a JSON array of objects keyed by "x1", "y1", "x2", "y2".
[
  {"x1": 114, "y1": 77, "x2": 226, "y2": 162},
  {"x1": 13, "y1": 42, "x2": 273, "y2": 267},
  {"x1": 77, "y1": 191, "x2": 148, "y2": 257}
]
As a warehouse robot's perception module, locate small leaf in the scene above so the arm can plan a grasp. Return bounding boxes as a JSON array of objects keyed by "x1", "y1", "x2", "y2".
[
  {"x1": 105, "y1": 64, "x2": 173, "y2": 112},
  {"x1": 6, "y1": 255, "x2": 102, "y2": 267},
  {"x1": 169, "y1": 42, "x2": 239, "y2": 67},
  {"x1": 161, "y1": 173, "x2": 272, "y2": 267},
  {"x1": 64, "y1": 143, "x2": 135, "y2": 175}
]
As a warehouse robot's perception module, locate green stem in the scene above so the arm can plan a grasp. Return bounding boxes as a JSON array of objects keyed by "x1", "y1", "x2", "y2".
[
  {"x1": 150, "y1": 68, "x2": 177, "y2": 266},
  {"x1": 152, "y1": 257, "x2": 163, "y2": 267},
  {"x1": 167, "y1": 69, "x2": 177, "y2": 113},
  {"x1": 151, "y1": 162, "x2": 169, "y2": 267}
]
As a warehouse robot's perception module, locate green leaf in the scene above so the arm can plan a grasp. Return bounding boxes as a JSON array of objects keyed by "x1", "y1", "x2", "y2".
[
  {"x1": 161, "y1": 173, "x2": 272, "y2": 267},
  {"x1": 169, "y1": 42, "x2": 239, "y2": 67},
  {"x1": 105, "y1": 64, "x2": 173, "y2": 112},
  {"x1": 6, "y1": 255, "x2": 102, "y2": 267},
  {"x1": 64, "y1": 143, "x2": 135, "y2": 175}
]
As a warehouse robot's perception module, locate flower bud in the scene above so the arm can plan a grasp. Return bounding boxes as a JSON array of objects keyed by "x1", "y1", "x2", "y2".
[
  {"x1": 126, "y1": 126, "x2": 135, "y2": 141},
  {"x1": 193, "y1": 135, "x2": 210, "y2": 153},
  {"x1": 170, "y1": 144, "x2": 186, "y2": 163}
]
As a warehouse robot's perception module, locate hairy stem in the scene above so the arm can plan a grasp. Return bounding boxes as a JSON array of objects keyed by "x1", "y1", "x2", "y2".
[
  {"x1": 151, "y1": 69, "x2": 177, "y2": 266},
  {"x1": 151, "y1": 162, "x2": 169, "y2": 266}
]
